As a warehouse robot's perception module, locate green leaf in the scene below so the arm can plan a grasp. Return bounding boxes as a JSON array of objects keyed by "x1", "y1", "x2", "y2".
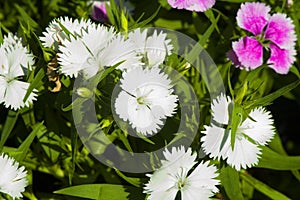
[
  {"x1": 57, "y1": 20, "x2": 75, "y2": 38},
  {"x1": 23, "y1": 68, "x2": 45, "y2": 103},
  {"x1": 114, "y1": 169, "x2": 142, "y2": 187},
  {"x1": 257, "y1": 147, "x2": 300, "y2": 170},
  {"x1": 230, "y1": 104, "x2": 243, "y2": 150},
  {"x1": 130, "y1": 7, "x2": 161, "y2": 29},
  {"x1": 0, "y1": 110, "x2": 19, "y2": 151},
  {"x1": 290, "y1": 66, "x2": 300, "y2": 79},
  {"x1": 204, "y1": 9, "x2": 220, "y2": 33},
  {"x1": 240, "y1": 172, "x2": 291, "y2": 200},
  {"x1": 117, "y1": 130, "x2": 133, "y2": 153},
  {"x1": 220, "y1": 166, "x2": 244, "y2": 200},
  {"x1": 120, "y1": 11, "x2": 128, "y2": 33},
  {"x1": 14, "y1": 122, "x2": 46, "y2": 161},
  {"x1": 197, "y1": 13, "x2": 220, "y2": 46},
  {"x1": 244, "y1": 80, "x2": 300, "y2": 109},
  {"x1": 54, "y1": 184, "x2": 143, "y2": 200},
  {"x1": 15, "y1": 4, "x2": 39, "y2": 29}
]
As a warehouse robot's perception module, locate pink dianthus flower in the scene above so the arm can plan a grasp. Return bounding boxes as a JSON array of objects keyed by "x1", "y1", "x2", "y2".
[{"x1": 229, "y1": 2, "x2": 297, "y2": 74}]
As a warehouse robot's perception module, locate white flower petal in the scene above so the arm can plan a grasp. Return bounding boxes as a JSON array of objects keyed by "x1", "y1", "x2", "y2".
[
  {"x1": 240, "y1": 107, "x2": 275, "y2": 145},
  {"x1": 225, "y1": 136, "x2": 261, "y2": 171},
  {"x1": 128, "y1": 29, "x2": 173, "y2": 67},
  {"x1": 40, "y1": 16, "x2": 93, "y2": 49},
  {"x1": 0, "y1": 154, "x2": 28, "y2": 199},
  {"x1": 211, "y1": 94, "x2": 232, "y2": 124},
  {"x1": 144, "y1": 147, "x2": 220, "y2": 200},
  {"x1": 115, "y1": 67, "x2": 178, "y2": 135},
  {"x1": 201, "y1": 125, "x2": 230, "y2": 160},
  {"x1": 2, "y1": 80, "x2": 36, "y2": 110},
  {"x1": 202, "y1": 94, "x2": 274, "y2": 170}
]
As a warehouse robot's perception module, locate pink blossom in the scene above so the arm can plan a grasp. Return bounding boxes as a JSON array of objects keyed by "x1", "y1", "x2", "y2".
[
  {"x1": 92, "y1": 1, "x2": 109, "y2": 22},
  {"x1": 230, "y1": 2, "x2": 297, "y2": 74},
  {"x1": 167, "y1": 0, "x2": 216, "y2": 12},
  {"x1": 232, "y1": 37, "x2": 263, "y2": 70}
]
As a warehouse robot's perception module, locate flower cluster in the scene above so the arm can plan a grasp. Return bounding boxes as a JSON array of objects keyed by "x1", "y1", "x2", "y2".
[
  {"x1": 229, "y1": 2, "x2": 297, "y2": 74},
  {"x1": 0, "y1": 154, "x2": 28, "y2": 199},
  {"x1": 41, "y1": 17, "x2": 173, "y2": 78},
  {"x1": 0, "y1": 34, "x2": 37, "y2": 110},
  {"x1": 144, "y1": 146, "x2": 220, "y2": 200},
  {"x1": 201, "y1": 94, "x2": 275, "y2": 170}
]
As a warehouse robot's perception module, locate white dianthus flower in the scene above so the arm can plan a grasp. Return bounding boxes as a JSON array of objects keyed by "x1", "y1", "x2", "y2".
[
  {"x1": 201, "y1": 94, "x2": 275, "y2": 171},
  {"x1": 144, "y1": 146, "x2": 220, "y2": 200},
  {"x1": 0, "y1": 35, "x2": 37, "y2": 110},
  {"x1": 40, "y1": 16, "x2": 93, "y2": 50},
  {"x1": 58, "y1": 24, "x2": 140, "y2": 78},
  {"x1": 128, "y1": 29, "x2": 173, "y2": 67},
  {"x1": 0, "y1": 154, "x2": 28, "y2": 199},
  {"x1": 114, "y1": 67, "x2": 178, "y2": 135}
]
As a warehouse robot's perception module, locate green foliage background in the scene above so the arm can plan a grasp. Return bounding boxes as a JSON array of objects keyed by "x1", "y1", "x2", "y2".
[{"x1": 1, "y1": 0, "x2": 300, "y2": 199}]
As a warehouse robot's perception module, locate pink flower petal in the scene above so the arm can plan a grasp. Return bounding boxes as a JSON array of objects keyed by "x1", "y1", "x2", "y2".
[
  {"x1": 264, "y1": 13, "x2": 296, "y2": 49},
  {"x1": 167, "y1": 0, "x2": 215, "y2": 12},
  {"x1": 267, "y1": 44, "x2": 296, "y2": 74},
  {"x1": 237, "y1": 2, "x2": 270, "y2": 35},
  {"x1": 232, "y1": 37, "x2": 263, "y2": 70},
  {"x1": 227, "y1": 49, "x2": 242, "y2": 68},
  {"x1": 168, "y1": 0, "x2": 194, "y2": 9}
]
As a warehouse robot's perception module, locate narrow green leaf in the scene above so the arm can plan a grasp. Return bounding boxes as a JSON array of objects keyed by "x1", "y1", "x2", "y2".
[
  {"x1": 23, "y1": 68, "x2": 45, "y2": 103},
  {"x1": 136, "y1": 132, "x2": 155, "y2": 145},
  {"x1": 54, "y1": 184, "x2": 142, "y2": 200},
  {"x1": 130, "y1": 7, "x2": 161, "y2": 29},
  {"x1": 290, "y1": 66, "x2": 300, "y2": 79},
  {"x1": 14, "y1": 122, "x2": 46, "y2": 161},
  {"x1": 220, "y1": 166, "x2": 244, "y2": 200},
  {"x1": 114, "y1": 169, "x2": 142, "y2": 187},
  {"x1": 244, "y1": 80, "x2": 300, "y2": 108},
  {"x1": 117, "y1": 130, "x2": 133, "y2": 152},
  {"x1": 15, "y1": 4, "x2": 39, "y2": 29},
  {"x1": 230, "y1": 105, "x2": 243, "y2": 150},
  {"x1": 120, "y1": 11, "x2": 128, "y2": 33},
  {"x1": 57, "y1": 20, "x2": 75, "y2": 38},
  {"x1": 257, "y1": 147, "x2": 300, "y2": 170},
  {"x1": 240, "y1": 172, "x2": 291, "y2": 200},
  {"x1": 0, "y1": 110, "x2": 19, "y2": 151},
  {"x1": 198, "y1": 14, "x2": 220, "y2": 46},
  {"x1": 204, "y1": 9, "x2": 220, "y2": 33},
  {"x1": 70, "y1": 129, "x2": 78, "y2": 184}
]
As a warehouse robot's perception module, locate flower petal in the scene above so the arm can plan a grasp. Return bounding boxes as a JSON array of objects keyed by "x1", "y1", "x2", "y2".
[
  {"x1": 267, "y1": 44, "x2": 296, "y2": 74},
  {"x1": 201, "y1": 125, "x2": 231, "y2": 160},
  {"x1": 240, "y1": 107, "x2": 275, "y2": 145},
  {"x1": 184, "y1": 161, "x2": 219, "y2": 199},
  {"x1": 232, "y1": 37, "x2": 263, "y2": 70},
  {"x1": 264, "y1": 13, "x2": 296, "y2": 49},
  {"x1": 211, "y1": 94, "x2": 232, "y2": 124},
  {"x1": 168, "y1": 0, "x2": 215, "y2": 12},
  {"x1": 0, "y1": 154, "x2": 27, "y2": 199},
  {"x1": 226, "y1": 136, "x2": 261, "y2": 171},
  {"x1": 236, "y1": 2, "x2": 270, "y2": 35},
  {"x1": 0, "y1": 80, "x2": 36, "y2": 110}
]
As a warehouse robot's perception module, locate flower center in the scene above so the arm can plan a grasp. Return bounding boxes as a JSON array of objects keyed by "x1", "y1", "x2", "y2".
[
  {"x1": 176, "y1": 177, "x2": 187, "y2": 190},
  {"x1": 137, "y1": 95, "x2": 147, "y2": 105}
]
